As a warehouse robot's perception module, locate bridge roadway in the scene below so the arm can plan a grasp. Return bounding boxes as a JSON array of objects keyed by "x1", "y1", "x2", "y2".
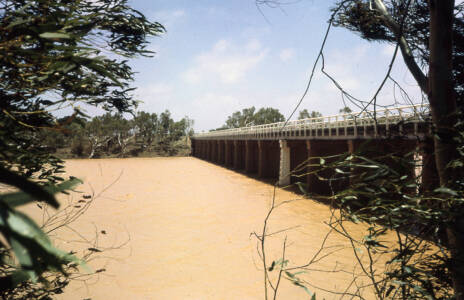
[{"x1": 191, "y1": 104, "x2": 438, "y2": 194}]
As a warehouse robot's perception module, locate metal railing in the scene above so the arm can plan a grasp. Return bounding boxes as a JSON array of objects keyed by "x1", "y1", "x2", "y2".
[{"x1": 194, "y1": 104, "x2": 430, "y2": 140}]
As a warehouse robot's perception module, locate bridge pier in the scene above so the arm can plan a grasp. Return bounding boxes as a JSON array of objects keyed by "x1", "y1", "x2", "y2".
[
  {"x1": 206, "y1": 140, "x2": 212, "y2": 161},
  {"x1": 193, "y1": 137, "x2": 437, "y2": 197},
  {"x1": 218, "y1": 140, "x2": 225, "y2": 164},
  {"x1": 245, "y1": 140, "x2": 258, "y2": 173},
  {"x1": 225, "y1": 140, "x2": 234, "y2": 167},
  {"x1": 203, "y1": 140, "x2": 208, "y2": 159},
  {"x1": 289, "y1": 140, "x2": 309, "y2": 185},
  {"x1": 203, "y1": 140, "x2": 209, "y2": 160},
  {"x1": 258, "y1": 141, "x2": 280, "y2": 179},
  {"x1": 279, "y1": 140, "x2": 291, "y2": 186},
  {"x1": 210, "y1": 140, "x2": 217, "y2": 162},
  {"x1": 234, "y1": 140, "x2": 246, "y2": 170}
]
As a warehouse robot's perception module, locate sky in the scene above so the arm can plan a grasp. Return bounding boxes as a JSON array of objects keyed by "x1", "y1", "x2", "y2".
[{"x1": 100, "y1": 0, "x2": 424, "y2": 132}]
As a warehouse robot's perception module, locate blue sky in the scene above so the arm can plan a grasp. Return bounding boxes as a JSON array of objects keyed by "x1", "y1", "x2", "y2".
[{"x1": 120, "y1": 0, "x2": 423, "y2": 132}]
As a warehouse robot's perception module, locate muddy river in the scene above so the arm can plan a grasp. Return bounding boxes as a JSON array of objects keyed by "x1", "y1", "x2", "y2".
[{"x1": 25, "y1": 157, "x2": 383, "y2": 299}]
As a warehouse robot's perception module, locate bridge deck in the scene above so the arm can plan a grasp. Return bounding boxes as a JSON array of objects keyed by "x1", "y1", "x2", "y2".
[{"x1": 194, "y1": 104, "x2": 430, "y2": 141}]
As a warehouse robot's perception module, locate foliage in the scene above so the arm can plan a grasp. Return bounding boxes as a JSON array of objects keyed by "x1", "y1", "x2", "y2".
[
  {"x1": 332, "y1": 0, "x2": 463, "y2": 104},
  {"x1": 253, "y1": 107, "x2": 285, "y2": 125},
  {"x1": 254, "y1": 0, "x2": 463, "y2": 298},
  {"x1": 298, "y1": 109, "x2": 323, "y2": 121},
  {"x1": 39, "y1": 109, "x2": 193, "y2": 158},
  {"x1": 225, "y1": 107, "x2": 257, "y2": 128},
  {"x1": 0, "y1": 0, "x2": 163, "y2": 296},
  {"x1": 339, "y1": 106, "x2": 353, "y2": 114},
  {"x1": 326, "y1": 148, "x2": 456, "y2": 299},
  {"x1": 223, "y1": 106, "x2": 284, "y2": 128}
]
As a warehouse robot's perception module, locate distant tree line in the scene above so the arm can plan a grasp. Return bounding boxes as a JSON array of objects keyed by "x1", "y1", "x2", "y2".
[
  {"x1": 39, "y1": 110, "x2": 194, "y2": 158},
  {"x1": 214, "y1": 106, "x2": 353, "y2": 130}
]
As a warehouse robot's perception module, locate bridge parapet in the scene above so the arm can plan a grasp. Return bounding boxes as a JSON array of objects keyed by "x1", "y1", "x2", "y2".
[{"x1": 194, "y1": 104, "x2": 430, "y2": 140}]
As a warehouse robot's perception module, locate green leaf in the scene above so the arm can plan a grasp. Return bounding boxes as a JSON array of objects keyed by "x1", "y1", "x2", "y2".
[
  {"x1": 1, "y1": 178, "x2": 82, "y2": 208},
  {"x1": 2, "y1": 207, "x2": 85, "y2": 286},
  {"x1": 39, "y1": 32, "x2": 71, "y2": 39},
  {"x1": 6, "y1": 17, "x2": 34, "y2": 29},
  {"x1": 9, "y1": 238, "x2": 36, "y2": 282},
  {"x1": 285, "y1": 271, "x2": 295, "y2": 279},
  {"x1": 295, "y1": 182, "x2": 308, "y2": 195},
  {"x1": 434, "y1": 187, "x2": 458, "y2": 196},
  {"x1": 292, "y1": 280, "x2": 313, "y2": 297},
  {"x1": 268, "y1": 261, "x2": 275, "y2": 272},
  {"x1": 0, "y1": 166, "x2": 59, "y2": 208}
]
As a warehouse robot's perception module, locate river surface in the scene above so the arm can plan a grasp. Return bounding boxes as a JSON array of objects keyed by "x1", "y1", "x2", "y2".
[{"x1": 25, "y1": 157, "x2": 382, "y2": 299}]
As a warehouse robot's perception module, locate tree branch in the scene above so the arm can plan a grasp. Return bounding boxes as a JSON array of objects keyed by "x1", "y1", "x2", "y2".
[{"x1": 373, "y1": 0, "x2": 428, "y2": 93}]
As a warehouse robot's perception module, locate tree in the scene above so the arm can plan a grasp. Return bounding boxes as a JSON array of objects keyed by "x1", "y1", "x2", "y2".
[
  {"x1": 333, "y1": 0, "x2": 464, "y2": 105},
  {"x1": 159, "y1": 110, "x2": 173, "y2": 141},
  {"x1": 0, "y1": 0, "x2": 163, "y2": 295},
  {"x1": 183, "y1": 116, "x2": 195, "y2": 140},
  {"x1": 225, "y1": 107, "x2": 256, "y2": 128},
  {"x1": 298, "y1": 109, "x2": 323, "y2": 121},
  {"x1": 252, "y1": 0, "x2": 464, "y2": 298},
  {"x1": 107, "y1": 113, "x2": 134, "y2": 157},
  {"x1": 338, "y1": 106, "x2": 352, "y2": 114},
  {"x1": 332, "y1": 1, "x2": 464, "y2": 297},
  {"x1": 223, "y1": 106, "x2": 284, "y2": 128},
  {"x1": 134, "y1": 111, "x2": 159, "y2": 150},
  {"x1": 253, "y1": 107, "x2": 285, "y2": 125}
]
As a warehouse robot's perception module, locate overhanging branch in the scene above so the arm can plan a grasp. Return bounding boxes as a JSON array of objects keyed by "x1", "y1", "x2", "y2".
[{"x1": 373, "y1": 0, "x2": 428, "y2": 93}]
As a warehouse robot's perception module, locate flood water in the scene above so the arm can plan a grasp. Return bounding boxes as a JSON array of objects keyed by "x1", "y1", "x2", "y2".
[{"x1": 25, "y1": 157, "x2": 383, "y2": 299}]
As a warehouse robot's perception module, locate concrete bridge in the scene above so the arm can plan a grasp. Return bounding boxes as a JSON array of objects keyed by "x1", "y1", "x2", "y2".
[{"x1": 191, "y1": 104, "x2": 437, "y2": 194}]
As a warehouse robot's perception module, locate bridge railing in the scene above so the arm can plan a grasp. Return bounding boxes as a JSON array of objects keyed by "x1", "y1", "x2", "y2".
[{"x1": 194, "y1": 104, "x2": 430, "y2": 140}]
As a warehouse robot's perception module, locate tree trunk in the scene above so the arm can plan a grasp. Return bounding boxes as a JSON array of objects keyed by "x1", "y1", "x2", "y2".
[
  {"x1": 88, "y1": 137, "x2": 97, "y2": 159},
  {"x1": 428, "y1": 0, "x2": 464, "y2": 298}
]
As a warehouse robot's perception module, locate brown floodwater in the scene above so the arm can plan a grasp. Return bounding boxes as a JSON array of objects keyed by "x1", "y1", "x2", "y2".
[{"x1": 24, "y1": 157, "x2": 385, "y2": 299}]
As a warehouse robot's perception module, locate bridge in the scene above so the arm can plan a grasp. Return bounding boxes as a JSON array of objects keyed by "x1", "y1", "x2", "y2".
[{"x1": 191, "y1": 104, "x2": 437, "y2": 194}]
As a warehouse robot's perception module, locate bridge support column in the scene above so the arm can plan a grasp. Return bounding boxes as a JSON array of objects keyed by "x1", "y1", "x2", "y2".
[
  {"x1": 217, "y1": 140, "x2": 225, "y2": 165},
  {"x1": 234, "y1": 140, "x2": 246, "y2": 170},
  {"x1": 245, "y1": 140, "x2": 258, "y2": 173},
  {"x1": 202, "y1": 140, "x2": 208, "y2": 159},
  {"x1": 225, "y1": 140, "x2": 233, "y2": 167},
  {"x1": 258, "y1": 141, "x2": 280, "y2": 179},
  {"x1": 289, "y1": 140, "x2": 309, "y2": 185},
  {"x1": 202, "y1": 140, "x2": 207, "y2": 159},
  {"x1": 210, "y1": 140, "x2": 217, "y2": 162},
  {"x1": 233, "y1": 140, "x2": 240, "y2": 169},
  {"x1": 206, "y1": 140, "x2": 212, "y2": 161},
  {"x1": 279, "y1": 140, "x2": 291, "y2": 186}
]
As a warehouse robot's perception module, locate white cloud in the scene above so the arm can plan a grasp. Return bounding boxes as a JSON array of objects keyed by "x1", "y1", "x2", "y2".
[
  {"x1": 191, "y1": 93, "x2": 242, "y2": 130},
  {"x1": 182, "y1": 39, "x2": 268, "y2": 84},
  {"x1": 135, "y1": 83, "x2": 174, "y2": 108},
  {"x1": 279, "y1": 48, "x2": 295, "y2": 62}
]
